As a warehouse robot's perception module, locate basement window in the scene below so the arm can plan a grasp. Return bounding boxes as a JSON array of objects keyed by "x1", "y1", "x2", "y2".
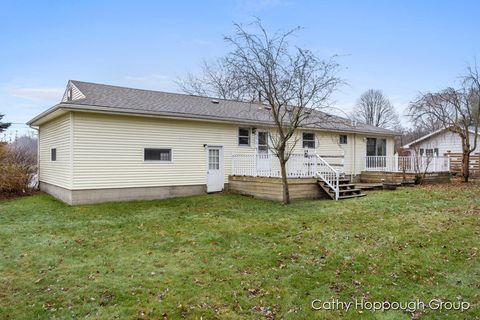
[
  {"x1": 51, "y1": 148, "x2": 57, "y2": 161},
  {"x1": 238, "y1": 128, "x2": 250, "y2": 146},
  {"x1": 339, "y1": 135, "x2": 348, "y2": 144},
  {"x1": 144, "y1": 148, "x2": 172, "y2": 162},
  {"x1": 302, "y1": 132, "x2": 315, "y2": 149}
]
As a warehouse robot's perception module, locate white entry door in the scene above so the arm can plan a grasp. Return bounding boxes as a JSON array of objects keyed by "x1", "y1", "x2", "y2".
[
  {"x1": 257, "y1": 131, "x2": 271, "y2": 174},
  {"x1": 206, "y1": 146, "x2": 224, "y2": 192}
]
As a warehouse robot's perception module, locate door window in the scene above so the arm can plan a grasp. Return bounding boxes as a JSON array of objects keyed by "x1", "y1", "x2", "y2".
[
  {"x1": 209, "y1": 149, "x2": 220, "y2": 170},
  {"x1": 257, "y1": 132, "x2": 269, "y2": 154}
]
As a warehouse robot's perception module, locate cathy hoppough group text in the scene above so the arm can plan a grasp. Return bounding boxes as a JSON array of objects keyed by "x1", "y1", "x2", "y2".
[{"x1": 311, "y1": 298, "x2": 470, "y2": 313}]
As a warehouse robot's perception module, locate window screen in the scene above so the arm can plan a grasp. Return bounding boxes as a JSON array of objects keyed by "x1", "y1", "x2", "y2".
[
  {"x1": 51, "y1": 148, "x2": 57, "y2": 161},
  {"x1": 302, "y1": 133, "x2": 315, "y2": 148},
  {"x1": 144, "y1": 148, "x2": 172, "y2": 161}
]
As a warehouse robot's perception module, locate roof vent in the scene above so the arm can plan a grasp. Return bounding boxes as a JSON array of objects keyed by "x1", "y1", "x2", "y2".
[
  {"x1": 66, "y1": 87, "x2": 73, "y2": 101},
  {"x1": 211, "y1": 99, "x2": 219, "y2": 104}
]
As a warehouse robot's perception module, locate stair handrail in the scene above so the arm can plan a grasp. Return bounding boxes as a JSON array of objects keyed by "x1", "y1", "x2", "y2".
[{"x1": 315, "y1": 154, "x2": 340, "y2": 200}]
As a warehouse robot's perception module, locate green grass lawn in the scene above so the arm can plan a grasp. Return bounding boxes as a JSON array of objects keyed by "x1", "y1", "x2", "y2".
[{"x1": 1, "y1": 185, "x2": 479, "y2": 319}]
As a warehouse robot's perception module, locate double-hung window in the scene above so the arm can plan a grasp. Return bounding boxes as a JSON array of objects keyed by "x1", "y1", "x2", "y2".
[
  {"x1": 302, "y1": 133, "x2": 315, "y2": 149},
  {"x1": 238, "y1": 128, "x2": 250, "y2": 146}
]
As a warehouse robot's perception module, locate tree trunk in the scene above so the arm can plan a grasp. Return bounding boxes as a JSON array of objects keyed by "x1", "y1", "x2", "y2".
[
  {"x1": 279, "y1": 158, "x2": 290, "y2": 204},
  {"x1": 462, "y1": 151, "x2": 470, "y2": 182}
]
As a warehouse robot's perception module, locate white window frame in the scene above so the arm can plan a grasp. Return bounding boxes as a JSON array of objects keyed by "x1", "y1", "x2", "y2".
[
  {"x1": 424, "y1": 148, "x2": 439, "y2": 157},
  {"x1": 302, "y1": 132, "x2": 316, "y2": 149},
  {"x1": 143, "y1": 147, "x2": 173, "y2": 163},
  {"x1": 238, "y1": 128, "x2": 251, "y2": 147},
  {"x1": 339, "y1": 134, "x2": 348, "y2": 144}
]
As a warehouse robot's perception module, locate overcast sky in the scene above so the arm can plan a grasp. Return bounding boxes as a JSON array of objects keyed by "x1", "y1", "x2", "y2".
[{"x1": 1, "y1": 0, "x2": 479, "y2": 138}]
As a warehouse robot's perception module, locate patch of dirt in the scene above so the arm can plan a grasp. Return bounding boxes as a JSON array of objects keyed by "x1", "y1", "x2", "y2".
[{"x1": 0, "y1": 190, "x2": 41, "y2": 201}]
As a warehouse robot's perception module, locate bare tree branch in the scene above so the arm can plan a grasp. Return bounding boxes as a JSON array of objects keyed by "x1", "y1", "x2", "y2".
[
  {"x1": 178, "y1": 19, "x2": 343, "y2": 203},
  {"x1": 408, "y1": 62, "x2": 480, "y2": 182},
  {"x1": 351, "y1": 89, "x2": 400, "y2": 130}
]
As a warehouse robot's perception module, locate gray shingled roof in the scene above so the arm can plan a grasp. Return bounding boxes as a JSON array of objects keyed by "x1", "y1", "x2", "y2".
[{"x1": 31, "y1": 80, "x2": 397, "y2": 135}]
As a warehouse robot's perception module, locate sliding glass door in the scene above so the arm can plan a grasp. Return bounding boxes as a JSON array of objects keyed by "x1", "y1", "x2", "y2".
[{"x1": 366, "y1": 138, "x2": 386, "y2": 156}]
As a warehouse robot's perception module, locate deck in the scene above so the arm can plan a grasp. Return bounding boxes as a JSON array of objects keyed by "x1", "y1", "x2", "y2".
[{"x1": 230, "y1": 154, "x2": 451, "y2": 201}]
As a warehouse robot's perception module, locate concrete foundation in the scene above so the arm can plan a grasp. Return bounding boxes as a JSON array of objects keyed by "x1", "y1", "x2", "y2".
[
  {"x1": 40, "y1": 182, "x2": 73, "y2": 204},
  {"x1": 40, "y1": 181, "x2": 208, "y2": 205}
]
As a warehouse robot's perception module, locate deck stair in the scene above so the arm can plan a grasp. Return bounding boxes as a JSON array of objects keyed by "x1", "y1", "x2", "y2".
[{"x1": 317, "y1": 177, "x2": 366, "y2": 200}]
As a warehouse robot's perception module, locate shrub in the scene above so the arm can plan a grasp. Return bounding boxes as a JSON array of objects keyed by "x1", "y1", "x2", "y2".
[{"x1": 0, "y1": 139, "x2": 37, "y2": 195}]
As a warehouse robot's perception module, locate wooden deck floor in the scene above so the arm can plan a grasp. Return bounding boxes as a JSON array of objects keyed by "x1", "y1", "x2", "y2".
[{"x1": 355, "y1": 183, "x2": 384, "y2": 190}]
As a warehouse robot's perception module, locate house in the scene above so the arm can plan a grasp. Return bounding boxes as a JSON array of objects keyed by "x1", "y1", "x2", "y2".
[
  {"x1": 28, "y1": 80, "x2": 398, "y2": 205},
  {"x1": 403, "y1": 127, "x2": 480, "y2": 175},
  {"x1": 403, "y1": 127, "x2": 480, "y2": 156}
]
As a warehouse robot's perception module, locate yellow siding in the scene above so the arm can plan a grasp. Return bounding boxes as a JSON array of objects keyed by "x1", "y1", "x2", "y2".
[
  {"x1": 39, "y1": 111, "x2": 395, "y2": 190},
  {"x1": 39, "y1": 113, "x2": 72, "y2": 188},
  {"x1": 290, "y1": 131, "x2": 395, "y2": 175},
  {"x1": 72, "y1": 112, "x2": 256, "y2": 189}
]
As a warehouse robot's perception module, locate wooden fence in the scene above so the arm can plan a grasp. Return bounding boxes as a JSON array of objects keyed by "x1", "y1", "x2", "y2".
[{"x1": 446, "y1": 153, "x2": 480, "y2": 176}]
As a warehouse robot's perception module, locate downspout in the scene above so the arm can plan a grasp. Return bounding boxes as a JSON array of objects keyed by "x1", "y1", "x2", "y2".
[
  {"x1": 352, "y1": 119, "x2": 357, "y2": 180},
  {"x1": 353, "y1": 132, "x2": 356, "y2": 178},
  {"x1": 29, "y1": 125, "x2": 40, "y2": 189}
]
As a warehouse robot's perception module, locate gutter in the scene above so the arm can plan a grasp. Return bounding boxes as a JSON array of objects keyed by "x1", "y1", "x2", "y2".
[{"x1": 28, "y1": 103, "x2": 398, "y2": 137}]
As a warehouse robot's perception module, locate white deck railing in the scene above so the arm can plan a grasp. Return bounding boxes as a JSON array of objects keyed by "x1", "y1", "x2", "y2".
[
  {"x1": 364, "y1": 156, "x2": 450, "y2": 173},
  {"x1": 232, "y1": 153, "x2": 318, "y2": 178},
  {"x1": 315, "y1": 154, "x2": 340, "y2": 200},
  {"x1": 231, "y1": 153, "x2": 341, "y2": 200}
]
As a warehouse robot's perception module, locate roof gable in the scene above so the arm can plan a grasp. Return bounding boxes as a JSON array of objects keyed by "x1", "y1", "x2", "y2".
[
  {"x1": 61, "y1": 81, "x2": 86, "y2": 102},
  {"x1": 403, "y1": 127, "x2": 480, "y2": 148}
]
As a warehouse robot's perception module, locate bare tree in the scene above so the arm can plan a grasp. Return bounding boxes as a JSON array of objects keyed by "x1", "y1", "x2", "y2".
[
  {"x1": 408, "y1": 63, "x2": 480, "y2": 182},
  {"x1": 177, "y1": 58, "x2": 257, "y2": 101},
  {"x1": 351, "y1": 89, "x2": 400, "y2": 129},
  {"x1": 223, "y1": 20, "x2": 342, "y2": 204},
  {"x1": 10, "y1": 135, "x2": 37, "y2": 167},
  {"x1": 409, "y1": 111, "x2": 443, "y2": 133}
]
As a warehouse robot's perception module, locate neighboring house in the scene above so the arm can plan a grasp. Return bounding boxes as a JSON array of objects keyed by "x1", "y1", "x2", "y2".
[
  {"x1": 403, "y1": 128, "x2": 480, "y2": 156},
  {"x1": 27, "y1": 80, "x2": 396, "y2": 204},
  {"x1": 403, "y1": 127, "x2": 480, "y2": 176}
]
